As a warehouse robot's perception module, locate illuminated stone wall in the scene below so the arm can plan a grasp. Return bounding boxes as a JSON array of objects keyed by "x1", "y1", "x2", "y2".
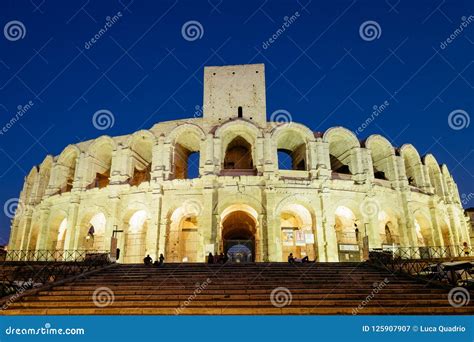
[{"x1": 7, "y1": 64, "x2": 470, "y2": 262}]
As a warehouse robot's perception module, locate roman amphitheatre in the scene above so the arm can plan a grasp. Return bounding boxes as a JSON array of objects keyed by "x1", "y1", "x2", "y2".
[{"x1": 2, "y1": 64, "x2": 472, "y2": 315}]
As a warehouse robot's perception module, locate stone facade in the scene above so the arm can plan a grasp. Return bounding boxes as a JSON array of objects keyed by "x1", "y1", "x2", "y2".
[{"x1": 7, "y1": 64, "x2": 470, "y2": 263}]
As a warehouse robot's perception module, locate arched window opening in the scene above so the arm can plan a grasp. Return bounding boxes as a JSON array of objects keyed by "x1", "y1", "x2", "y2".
[
  {"x1": 88, "y1": 141, "x2": 113, "y2": 189},
  {"x1": 330, "y1": 155, "x2": 351, "y2": 174},
  {"x1": 129, "y1": 135, "x2": 153, "y2": 186},
  {"x1": 334, "y1": 206, "x2": 360, "y2": 262},
  {"x1": 224, "y1": 137, "x2": 253, "y2": 170},
  {"x1": 373, "y1": 168, "x2": 387, "y2": 180},
  {"x1": 124, "y1": 210, "x2": 147, "y2": 263},
  {"x1": 173, "y1": 144, "x2": 200, "y2": 179},
  {"x1": 278, "y1": 147, "x2": 306, "y2": 171},
  {"x1": 85, "y1": 213, "x2": 107, "y2": 250}
]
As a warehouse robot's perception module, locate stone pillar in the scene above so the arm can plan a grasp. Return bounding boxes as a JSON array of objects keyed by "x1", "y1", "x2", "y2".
[
  {"x1": 63, "y1": 195, "x2": 80, "y2": 250},
  {"x1": 264, "y1": 187, "x2": 280, "y2": 261},
  {"x1": 35, "y1": 205, "x2": 52, "y2": 250}
]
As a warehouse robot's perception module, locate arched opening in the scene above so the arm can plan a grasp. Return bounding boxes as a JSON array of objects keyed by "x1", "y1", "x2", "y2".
[
  {"x1": 56, "y1": 218, "x2": 68, "y2": 250},
  {"x1": 401, "y1": 145, "x2": 423, "y2": 187},
  {"x1": 36, "y1": 157, "x2": 53, "y2": 200},
  {"x1": 83, "y1": 212, "x2": 107, "y2": 250},
  {"x1": 178, "y1": 216, "x2": 199, "y2": 262},
  {"x1": 123, "y1": 210, "x2": 147, "y2": 263},
  {"x1": 425, "y1": 156, "x2": 443, "y2": 196},
  {"x1": 276, "y1": 130, "x2": 307, "y2": 171},
  {"x1": 223, "y1": 136, "x2": 254, "y2": 170},
  {"x1": 57, "y1": 148, "x2": 78, "y2": 194},
  {"x1": 222, "y1": 210, "x2": 256, "y2": 263},
  {"x1": 279, "y1": 204, "x2": 315, "y2": 261},
  {"x1": 325, "y1": 130, "x2": 358, "y2": 177},
  {"x1": 28, "y1": 224, "x2": 40, "y2": 250},
  {"x1": 47, "y1": 212, "x2": 68, "y2": 251},
  {"x1": 129, "y1": 135, "x2": 153, "y2": 186},
  {"x1": 414, "y1": 212, "x2": 432, "y2": 248},
  {"x1": 172, "y1": 131, "x2": 201, "y2": 180},
  {"x1": 166, "y1": 205, "x2": 200, "y2": 262},
  {"x1": 378, "y1": 210, "x2": 401, "y2": 247},
  {"x1": 88, "y1": 141, "x2": 113, "y2": 189},
  {"x1": 334, "y1": 206, "x2": 360, "y2": 261},
  {"x1": 367, "y1": 137, "x2": 395, "y2": 181}
]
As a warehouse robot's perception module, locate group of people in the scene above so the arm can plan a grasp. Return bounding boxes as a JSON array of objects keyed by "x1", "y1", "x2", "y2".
[
  {"x1": 207, "y1": 252, "x2": 229, "y2": 264},
  {"x1": 143, "y1": 253, "x2": 165, "y2": 267},
  {"x1": 288, "y1": 253, "x2": 312, "y2": 264}
]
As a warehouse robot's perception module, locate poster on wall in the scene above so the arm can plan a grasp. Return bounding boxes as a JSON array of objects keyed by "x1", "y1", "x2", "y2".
[
  {"x1": 305, "y1": 233, "x2": 315, "y2": 244},
  {"x1": 295, "y1": 231, "x2": 305, "y2": 246},
  {"x1": 282, "y1": 229, "x2": 294, "y2": 246}
]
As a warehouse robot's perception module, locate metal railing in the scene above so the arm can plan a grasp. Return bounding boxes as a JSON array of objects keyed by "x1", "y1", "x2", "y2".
[
  {"x1": 0, "y1": 249, "x2": 112, "y2": 299},
  {"x1": 369, "y1": 245, "x2": 474, "y2": 288},
  {"x1": 374, "y1": 245, "x2": 472, "y2": 260}
]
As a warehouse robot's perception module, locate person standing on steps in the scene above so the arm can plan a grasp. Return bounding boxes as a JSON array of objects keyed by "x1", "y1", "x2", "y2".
[{"x1": 207, "y1": 252, "x2": 214, "y2": 264}]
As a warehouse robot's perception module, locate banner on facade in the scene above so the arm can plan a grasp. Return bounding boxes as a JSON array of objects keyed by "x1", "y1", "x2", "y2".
[
  {"x1": 295, "y1": 231, "x2": 305, "y2": 246},
  {"x1": 282, "y1": 229, "x2": 294, "y2": 246}
]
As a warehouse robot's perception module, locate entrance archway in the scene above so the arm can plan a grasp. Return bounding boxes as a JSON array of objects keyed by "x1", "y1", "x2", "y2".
[{"x1": 221, "y1": 210, "x2": 256, "y2": 262}]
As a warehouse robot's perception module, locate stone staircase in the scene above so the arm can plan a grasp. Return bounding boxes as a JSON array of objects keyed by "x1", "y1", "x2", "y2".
[{"x1": 4, "y1": 262, "x2": 474, "y2": 315}]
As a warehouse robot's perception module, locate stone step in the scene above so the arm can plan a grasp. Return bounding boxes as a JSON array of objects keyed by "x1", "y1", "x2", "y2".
[{"x1": 4, "y1": 306, "x2": 474, "y2": 315}]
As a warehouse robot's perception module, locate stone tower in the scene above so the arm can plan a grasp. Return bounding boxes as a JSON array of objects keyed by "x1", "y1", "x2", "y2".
[{"x1": 203, "y1": 63, "x2": 267, "y2": 126}]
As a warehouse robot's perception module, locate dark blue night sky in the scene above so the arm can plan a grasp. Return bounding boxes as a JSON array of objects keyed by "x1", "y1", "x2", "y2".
[{"x1": 0, "y1": 0, "x2": 472, "y2": 244}]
